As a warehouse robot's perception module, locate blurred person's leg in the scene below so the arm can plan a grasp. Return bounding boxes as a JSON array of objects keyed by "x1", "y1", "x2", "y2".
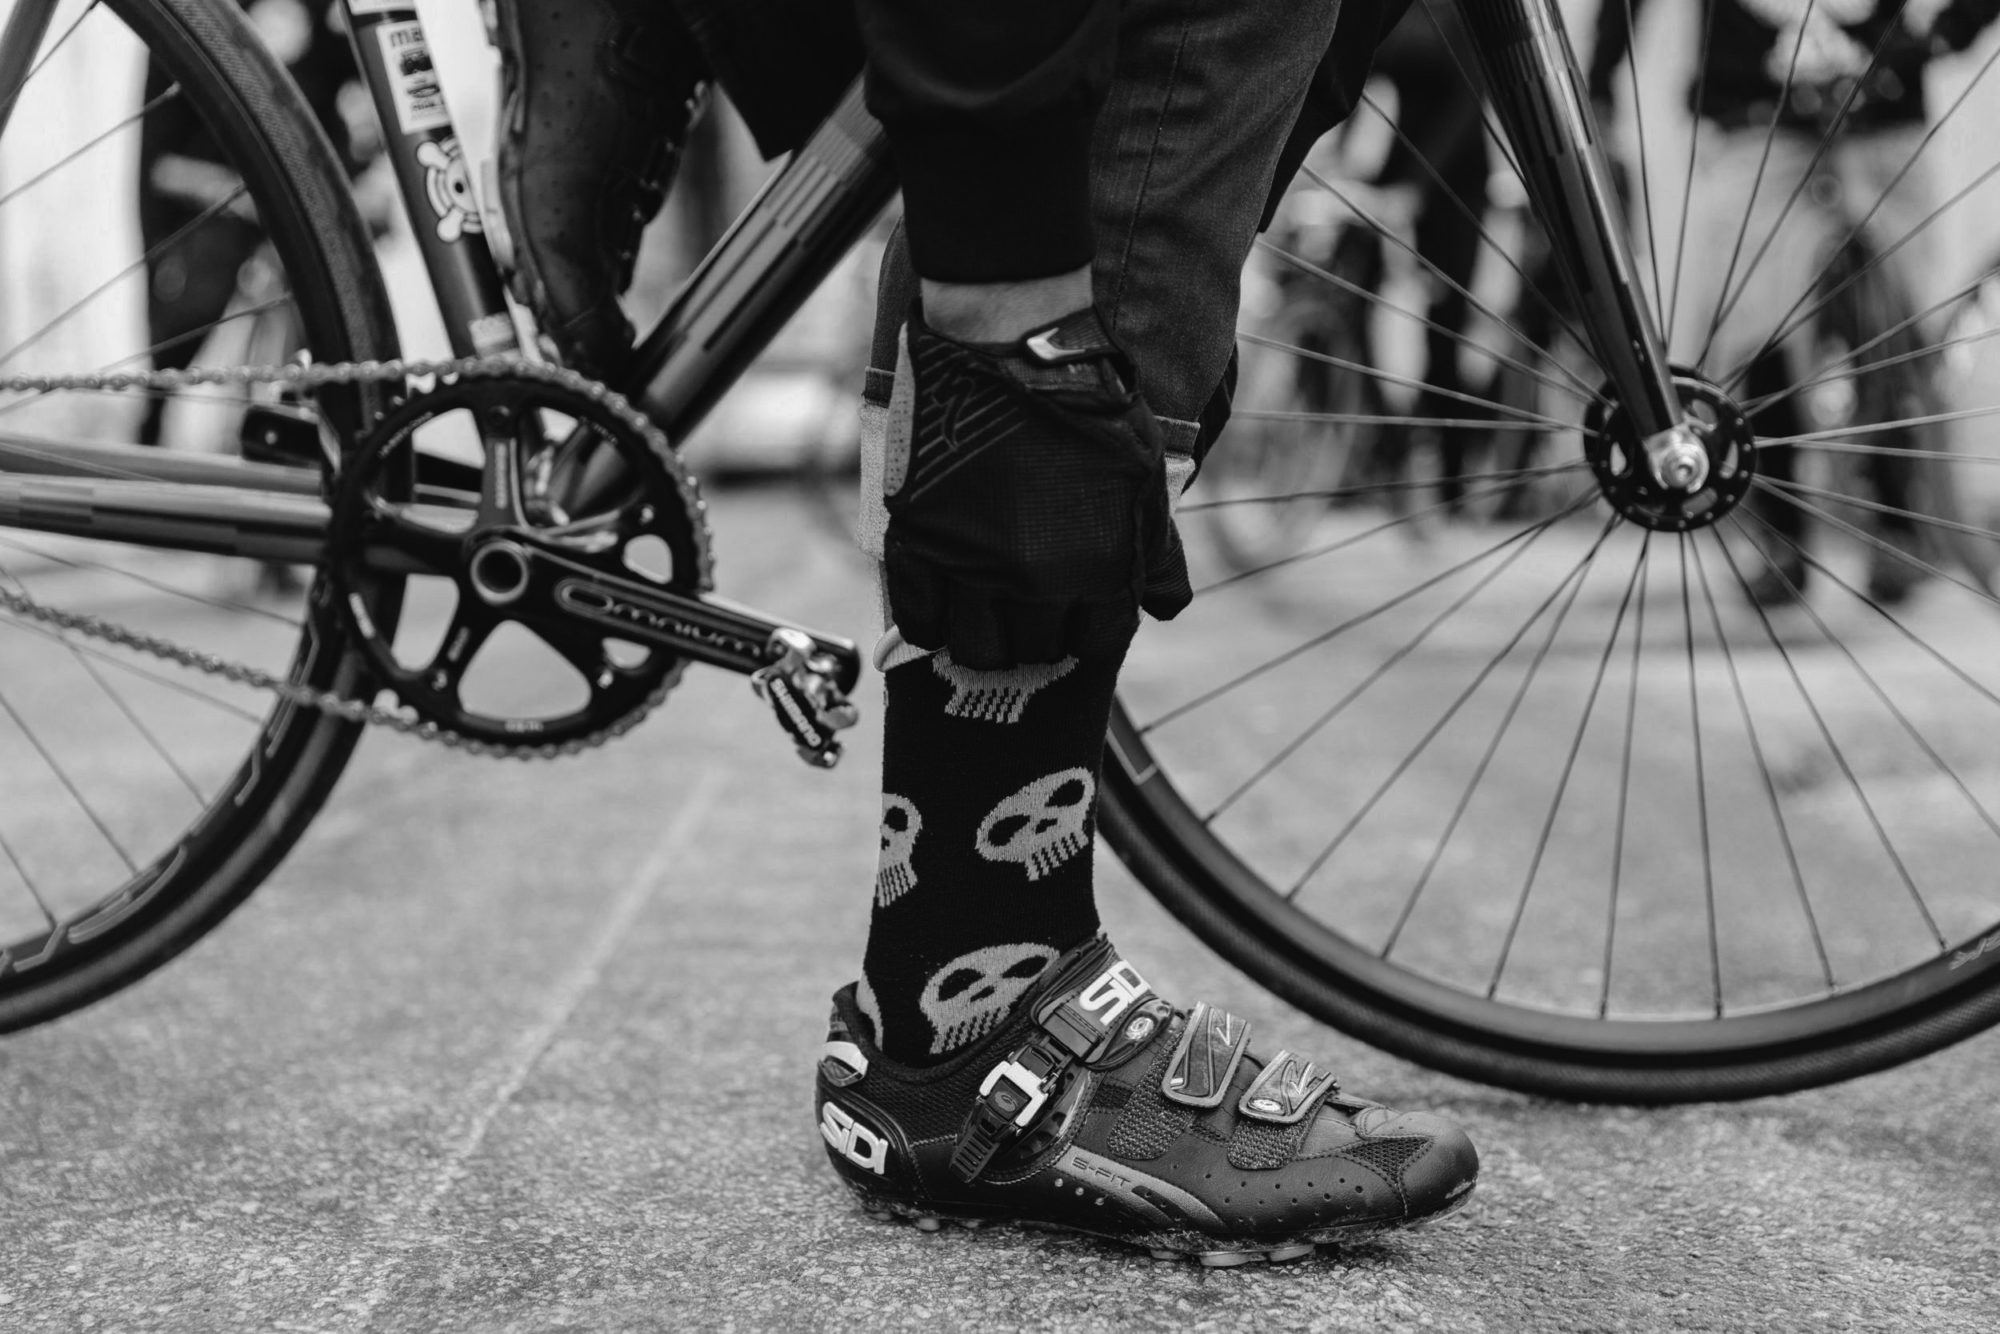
[
  {"x1": 1839, "y1": 125, "x2": 1966, "y2": 601},
  {"x1": 1675, "y1": 123, "x2": 1835, "y2": 601}
]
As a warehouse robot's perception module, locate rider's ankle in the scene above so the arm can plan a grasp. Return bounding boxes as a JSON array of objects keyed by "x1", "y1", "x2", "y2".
[{"x1": 919, "y1": 267, "x2": 1094, "y2": 344}]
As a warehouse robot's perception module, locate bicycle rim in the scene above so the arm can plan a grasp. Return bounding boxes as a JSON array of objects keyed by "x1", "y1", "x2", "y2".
[
  {"x1": 0, "y1": 0, "x2": 399, "y2": 1030},
  {"x1": 1105, "y1": 0, "x2": 2000, "y2": 1101}
]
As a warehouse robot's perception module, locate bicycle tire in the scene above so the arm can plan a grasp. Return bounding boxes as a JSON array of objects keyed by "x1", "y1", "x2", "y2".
[
  {"x1": 1103, "y1": 32, "x2": 2000, "y2": 1102},
  {"x1": 0, "y1": 0, "x2": 400, "y2": 1031}
]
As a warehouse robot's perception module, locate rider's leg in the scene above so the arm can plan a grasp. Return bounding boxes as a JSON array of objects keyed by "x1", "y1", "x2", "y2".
[
  {"x1": 826, "y1": 0, "x2": 1480, "y2": 1256},
  {"x1": 853, "y1": 0, "x2": 1349, "y2": 1062}
]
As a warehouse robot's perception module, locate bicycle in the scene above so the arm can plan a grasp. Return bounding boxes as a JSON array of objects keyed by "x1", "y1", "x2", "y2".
[{"x1": 6, "y1": 0, "x2": 2000, "y2": 1107}]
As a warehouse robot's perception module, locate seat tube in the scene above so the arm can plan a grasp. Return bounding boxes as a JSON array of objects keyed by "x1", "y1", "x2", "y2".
[
  {"x1": 1452, "y1": 0, "x2": 1689, "y2": 452},
  {"x1": 341, "y1": 0, "x2": 520, "y2": 358}
]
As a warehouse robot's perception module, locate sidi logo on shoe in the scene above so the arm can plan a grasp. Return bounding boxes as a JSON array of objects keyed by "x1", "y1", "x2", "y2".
[
  {"x1": 819, "y1": 1100, "x2": 891, "y2": 1176},
  {"x1": 1079, "y1": 961, "x2": 1148, "y2": 1027}
]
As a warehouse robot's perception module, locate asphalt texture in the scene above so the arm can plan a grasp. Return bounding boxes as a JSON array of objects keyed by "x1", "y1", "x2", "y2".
[{"x1": 3, "y1": 487, "x2": 1998, "y2": 1333}]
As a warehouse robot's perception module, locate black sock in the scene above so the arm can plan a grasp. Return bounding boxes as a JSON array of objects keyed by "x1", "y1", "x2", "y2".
[{"x1": 860, "y1": 647, "x2": 1124, "y2": 1064}]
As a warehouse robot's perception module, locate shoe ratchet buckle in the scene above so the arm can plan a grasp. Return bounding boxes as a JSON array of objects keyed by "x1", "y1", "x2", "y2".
[
  {"x1": 751, "y1": 627, "x2": 861, "y2": 768},
  {"x1": 978, "y1": 1059, "x2": 1052, "y2": 1129}
]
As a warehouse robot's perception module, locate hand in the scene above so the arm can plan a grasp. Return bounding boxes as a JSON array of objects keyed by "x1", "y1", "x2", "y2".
[{"x1": 882, "y1": 310, "x2": 1190, "y2": 669}]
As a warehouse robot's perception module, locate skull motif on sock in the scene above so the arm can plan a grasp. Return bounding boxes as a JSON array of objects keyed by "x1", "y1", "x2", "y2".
[
  {"x1": 931, "y1": 652, "x2": 1077, "y2": 724},
  {"x1": 876, "y1": 794, "x2": 922, "y2": 907},
  {"x1": 919, "y1": 943, "x2": 1057, "y2": 1054},
  {"x1": 856, "y1": 974, "x2": 884, "y2": 1047},
  {"x1": 976, "y1": 768, "x2": 1095, "y2": 880}
]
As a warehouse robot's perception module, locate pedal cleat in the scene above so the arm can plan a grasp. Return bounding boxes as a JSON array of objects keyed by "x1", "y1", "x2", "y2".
[
  {"x1": 813, "y1": 936, "x2": 1479, "y2": 1263},
  {"x1": 751, "y1": 627, "x2": 860, "y2": 768}
]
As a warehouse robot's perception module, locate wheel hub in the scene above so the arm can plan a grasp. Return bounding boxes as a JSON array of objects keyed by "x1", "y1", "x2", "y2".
[{"x1": 1585, "y1": 370, "x2": 1756, "y2": 532}]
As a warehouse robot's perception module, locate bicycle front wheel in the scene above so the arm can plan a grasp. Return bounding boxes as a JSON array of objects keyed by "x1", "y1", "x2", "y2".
[
  {"x1": 1105, "y1": 3, "x2": 2000, "y2": 1101},
  {"x1": 0, "y1": 0, "x2": 399, "y2": 1030}
]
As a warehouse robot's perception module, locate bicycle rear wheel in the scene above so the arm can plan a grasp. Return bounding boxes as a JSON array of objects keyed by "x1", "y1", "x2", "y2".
[
  {"x1": 0, "y1": 0, "x2": 399, "y2": 1030},
  {"x1": 1105, "y1": 4, "x2": 2000, "y2": 1101}
]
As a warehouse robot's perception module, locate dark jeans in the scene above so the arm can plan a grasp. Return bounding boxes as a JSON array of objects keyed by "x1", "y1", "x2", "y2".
[{"x1": 860, "y1": 0, "x2": 1397, "y2": 460}]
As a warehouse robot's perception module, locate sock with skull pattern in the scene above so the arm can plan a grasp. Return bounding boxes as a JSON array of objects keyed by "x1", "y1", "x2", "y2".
[{"x1": 859, "y1": 645, "x2": 1125, "y2": 1065}]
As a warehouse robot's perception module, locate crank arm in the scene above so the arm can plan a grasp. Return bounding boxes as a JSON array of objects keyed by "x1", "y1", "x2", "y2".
[{"x1": 521, "y1": 547, "x2": 862, "y2": 766}]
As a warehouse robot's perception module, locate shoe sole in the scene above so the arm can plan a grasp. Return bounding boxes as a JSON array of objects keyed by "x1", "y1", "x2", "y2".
[{"x1": 849, "y1": 1182, "x2": 1477, "y2": 1268}]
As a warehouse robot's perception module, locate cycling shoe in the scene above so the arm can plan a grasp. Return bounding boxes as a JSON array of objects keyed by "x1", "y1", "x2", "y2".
[
  {"x1": 814, "y1": 937, "x2": 1478, "y2": 1265},
  {"x1": 493, "y1": 0, "x2": 706, "y2": 379}
]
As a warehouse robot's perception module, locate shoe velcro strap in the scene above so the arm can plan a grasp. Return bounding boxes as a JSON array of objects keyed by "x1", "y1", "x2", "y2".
[
  {"x1": 1238, "y1": 1051, "x2": 1338, "y2": 1125},
  {"x1": 951, "y1": 1033, "x2": 1070, "y2": 1182},
  {"x1": 1161, "y1": 1002, "x2": 1253, "y2": 1109},
  {"x1": 1036, "y1": 957, "x2": 1156, "y2": 1061},
  {"x1": 952, "y1": 954, "x2": 1168, "y2": 1183}
]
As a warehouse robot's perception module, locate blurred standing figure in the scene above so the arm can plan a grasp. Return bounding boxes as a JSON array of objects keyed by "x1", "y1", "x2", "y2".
[
  {"x1": 1591, "y1": 0, "x2": 1999, "y2": 604},
  {"x1": 137, "y1": 0, "x2": 379, "y2": 446}
]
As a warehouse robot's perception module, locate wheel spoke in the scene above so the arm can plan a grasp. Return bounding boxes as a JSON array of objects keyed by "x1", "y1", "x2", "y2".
[
  {"x1": 0, "y1": 677, "x2": 134, "y2": 874},
  {"x1": 1600, "y1": 536, "x2": 1654, "y2": 1017},
  {"x1": 1238, "y1": 326, "x2": 1579, "y2": 430},
  {"x1": 0, "y1": 561, "x2": 204, "y2": 804},
  {"x1": 1181, "y1": 460, "x2": 1581, "y2": 514},
  {"x1": 1486, "y1": 524, "x2": 1651, "y2": 999},
  {"x1": 1718, "y1": 515, "x2": 1945, "y2": 948},
  {"x1": 1349, "y1": 90, "x2": 1591, "y2": 367},
  {"x1": 1720, "y1": 142, "x2": 2000, "y2": 395},
  {"x1": 1676, "y1": 535, "x2": 1723, "y2": 1017},
  {"x1": 1718, "y1": 515, "x2": 1947, "y2": 948},
  {"x1": 1748, "y1": 476, "x2": 2000, "y2": 609},
  {"x1": 1152, "y1": 489, "x2": 1599, "y2": 730},
  {"x1": 1193, "y1": 465, "x2": 1590, "y2": 596},
  {"x1": 1665, "y1": 0, "x2": 1720, "y2": 339},
  {"x1": 1294, "y1": 167, "x2": 1596, "y2": 395},
  {"x1": 0, "y1": 182, "x2": 251, "y2": 372},
  {"x1": 1276, "y1": 516, "x2": 1617, "y2": 892},
  {"x1": 1756, "y1": 474, "x2": 2000, "y2": 549},
  {"x1": 0, "y1": 0, "x2": 103, "y2": 130},
  {"x1": 1686, "y1": 533, "x2": 1834, "y2": 993},
  {"x1": 1256, "y1": 236, "x2": 1597, "y2": 405},
  {"x1": 1381, "y1": 512, "x2": 1623, "y2": 956},
  {"x1": 1615, "y1": 0, "x2": 1667, "y2": 317},
  {"x1": 1727, "y1": 518, "x2": 2000, "y2": 944},
  {"x1": 1700, "y1": 3, "x2": 1923, "y2": 369},
  {"x1": 1745, "y1": 310, "x2": 2000, "y2": 417},
  {"x1": 1694, "y1": 0, "x2": 1823, "y2": 369},
  {"x1": 0, "y1": 85, "x2": 178, "y2": 215},
  {"x1": 0, "y1": 607, "x2": 264, "y2": 723},
  {"x1": 1212, "y1": 506, "x2": 1563, "y2": 824},
  {"x1": 1731, "y1": 39, "x2": 2000, "y2": 398}
]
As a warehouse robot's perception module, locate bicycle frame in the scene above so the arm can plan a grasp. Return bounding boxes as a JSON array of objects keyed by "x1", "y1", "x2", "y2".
[{"x1": 0, "y1": 0, "x2": 1689, "y2": 677}]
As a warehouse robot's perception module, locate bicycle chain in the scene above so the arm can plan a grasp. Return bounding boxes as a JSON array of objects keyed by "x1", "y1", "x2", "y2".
[{"x1": 0, "y1": 354, "x2": 714, "y2": 761}]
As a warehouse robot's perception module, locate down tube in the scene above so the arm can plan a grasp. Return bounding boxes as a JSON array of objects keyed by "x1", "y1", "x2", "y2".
[
  {"x1": 1452, "y1": 0, "x2": 1682, "y2": 440},
  {"x1": 628, "y1": 81, "x2": 897, "y2": 443}
]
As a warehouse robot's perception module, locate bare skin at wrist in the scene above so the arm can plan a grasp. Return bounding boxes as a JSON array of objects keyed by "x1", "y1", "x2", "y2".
[{"x1": 919, "y1": 266, "x2": 1093, "y2": 343}]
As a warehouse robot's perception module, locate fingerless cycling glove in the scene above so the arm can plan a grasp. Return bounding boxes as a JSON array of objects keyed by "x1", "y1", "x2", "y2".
[{"x1": 882, "y1": 307, "x2": 1191, "y2": 669}]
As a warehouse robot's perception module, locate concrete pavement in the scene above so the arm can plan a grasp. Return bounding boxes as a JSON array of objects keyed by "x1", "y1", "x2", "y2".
[{"x1": 2, "y1": 487, "x2": 1997, "y2": 1332}]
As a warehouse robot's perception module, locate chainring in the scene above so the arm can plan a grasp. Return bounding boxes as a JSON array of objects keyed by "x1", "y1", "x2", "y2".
[{"x1": 328, "y1": 363, "x2": 711, "y2": 749}]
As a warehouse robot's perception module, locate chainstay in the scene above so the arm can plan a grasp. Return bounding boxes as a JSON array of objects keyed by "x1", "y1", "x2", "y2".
[{"x1": 0, "y1": 354, "x2": 714, "y2": 760}]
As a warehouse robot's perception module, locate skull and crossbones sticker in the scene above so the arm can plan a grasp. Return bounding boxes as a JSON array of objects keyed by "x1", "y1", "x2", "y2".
[{"x1": 416, "y1": 136, "x2": 483, "y2": 244}]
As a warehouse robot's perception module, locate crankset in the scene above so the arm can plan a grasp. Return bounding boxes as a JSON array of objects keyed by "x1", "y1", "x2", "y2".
[{"x1": 328, "y1": 365, "x2": 862, "y2": 764}]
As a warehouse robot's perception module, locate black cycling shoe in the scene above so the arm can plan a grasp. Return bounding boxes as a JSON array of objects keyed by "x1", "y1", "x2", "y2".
[
  {"x1": 493, "y1": 0, "x2": 707, "y2": 379},
  {"x1": 815, "y1": 937, "x2": 1478, "y2": 1266}
]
